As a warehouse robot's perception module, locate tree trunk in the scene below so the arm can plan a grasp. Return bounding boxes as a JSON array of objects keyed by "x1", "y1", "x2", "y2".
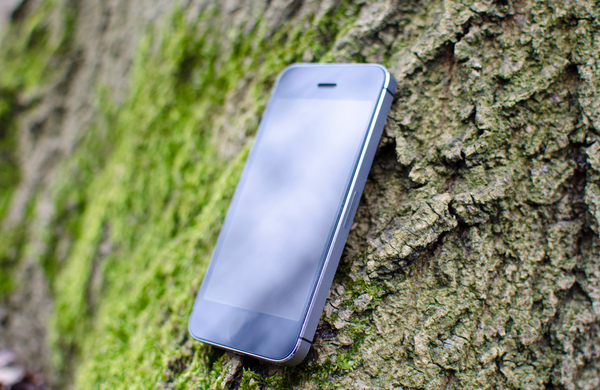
[{"x1": 1, "y1": 0, "x2": 599, "y2": 388}]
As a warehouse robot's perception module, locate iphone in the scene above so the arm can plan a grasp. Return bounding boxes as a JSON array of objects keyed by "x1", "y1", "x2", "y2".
[{"x1": 189, "y1": 63, "x2": 396, "y2": 365}]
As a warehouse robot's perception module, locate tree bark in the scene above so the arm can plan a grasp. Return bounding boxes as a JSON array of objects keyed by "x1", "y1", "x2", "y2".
[{"x1": 1, "y1": 0, "x2": 599, "y2": 389}]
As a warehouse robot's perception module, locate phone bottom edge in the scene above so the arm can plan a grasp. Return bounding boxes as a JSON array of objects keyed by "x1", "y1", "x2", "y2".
[{"x1": 188, "y1": 327, "x2": 312, "y2": 366}]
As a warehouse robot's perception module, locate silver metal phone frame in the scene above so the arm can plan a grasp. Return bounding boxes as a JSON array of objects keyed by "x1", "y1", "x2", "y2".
[
  {"x1": 190, "y1": 63, "x2": 396, "y2": 366},
  {"x1": 282, "y1": 64, "x2": 395, "y2": 365}
]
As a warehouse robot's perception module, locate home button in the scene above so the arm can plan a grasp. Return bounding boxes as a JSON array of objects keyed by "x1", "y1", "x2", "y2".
[{"x1": 229, "y1": 314, "x2": 252, "y2": 344}]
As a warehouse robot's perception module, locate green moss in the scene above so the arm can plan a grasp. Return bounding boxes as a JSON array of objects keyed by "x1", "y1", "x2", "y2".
[
  {"x1": 0, "y1": 0, "x2": 73, "y2": 91},
  {"x1": 0, "y1": 0, "x2": 75, "y2": 295},
  {"x1": 0, "y1": 226, "x2": 24, "y2": 293},
  {"x1": 0, "y1": 88, "x2": 19, "y2": 223}
]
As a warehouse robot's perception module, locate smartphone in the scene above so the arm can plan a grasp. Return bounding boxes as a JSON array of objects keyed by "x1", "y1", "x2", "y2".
[{"x1": 189, "y1": 63, "x2": 396, "y2": 365}]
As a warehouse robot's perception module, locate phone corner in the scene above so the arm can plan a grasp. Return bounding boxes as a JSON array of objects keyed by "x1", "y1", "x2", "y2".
[
  {"x1": 376, "y1": 64, "x2": 396, "y2": 96},
  {"x1": 277, "y1": 338, "x2": 312, "y2": 367},
  {"x1": 283, "y1": 62, "x2": 309, "y2": 69},
  {"x1": 187, "y1": 312, "x2": 200, "y2": 342},
  {"x1": 273, "y1": 63, "x2": 307, "y2": 88},
  {"x1": 279, "y1": 63, "x2": 309, "y2": 76}
]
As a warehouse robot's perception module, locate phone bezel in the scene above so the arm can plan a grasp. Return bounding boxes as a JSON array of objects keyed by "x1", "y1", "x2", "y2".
[{"x1": 189, "y1": 63, "x2": 395, "y2": 363}]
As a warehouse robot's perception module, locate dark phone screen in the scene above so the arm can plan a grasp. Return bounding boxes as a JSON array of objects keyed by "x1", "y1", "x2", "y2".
[{"x1": 203, "y1": 97, "x2": 374, "y2": 321}]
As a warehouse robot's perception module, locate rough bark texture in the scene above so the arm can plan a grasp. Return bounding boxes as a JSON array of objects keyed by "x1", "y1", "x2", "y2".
[{"x1": 1, "y1": 0, "x2": 600, "y2": 389}]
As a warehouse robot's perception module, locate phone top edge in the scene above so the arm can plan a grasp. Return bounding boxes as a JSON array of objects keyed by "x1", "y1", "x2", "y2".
[{"x1": 280, "y1": 63, "x2": 396, "y2": 95}]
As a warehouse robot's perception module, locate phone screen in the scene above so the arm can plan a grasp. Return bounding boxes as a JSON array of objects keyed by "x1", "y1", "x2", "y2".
[{"x1": 203, "y1": 98, "x2": 374, "y2": 321}]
